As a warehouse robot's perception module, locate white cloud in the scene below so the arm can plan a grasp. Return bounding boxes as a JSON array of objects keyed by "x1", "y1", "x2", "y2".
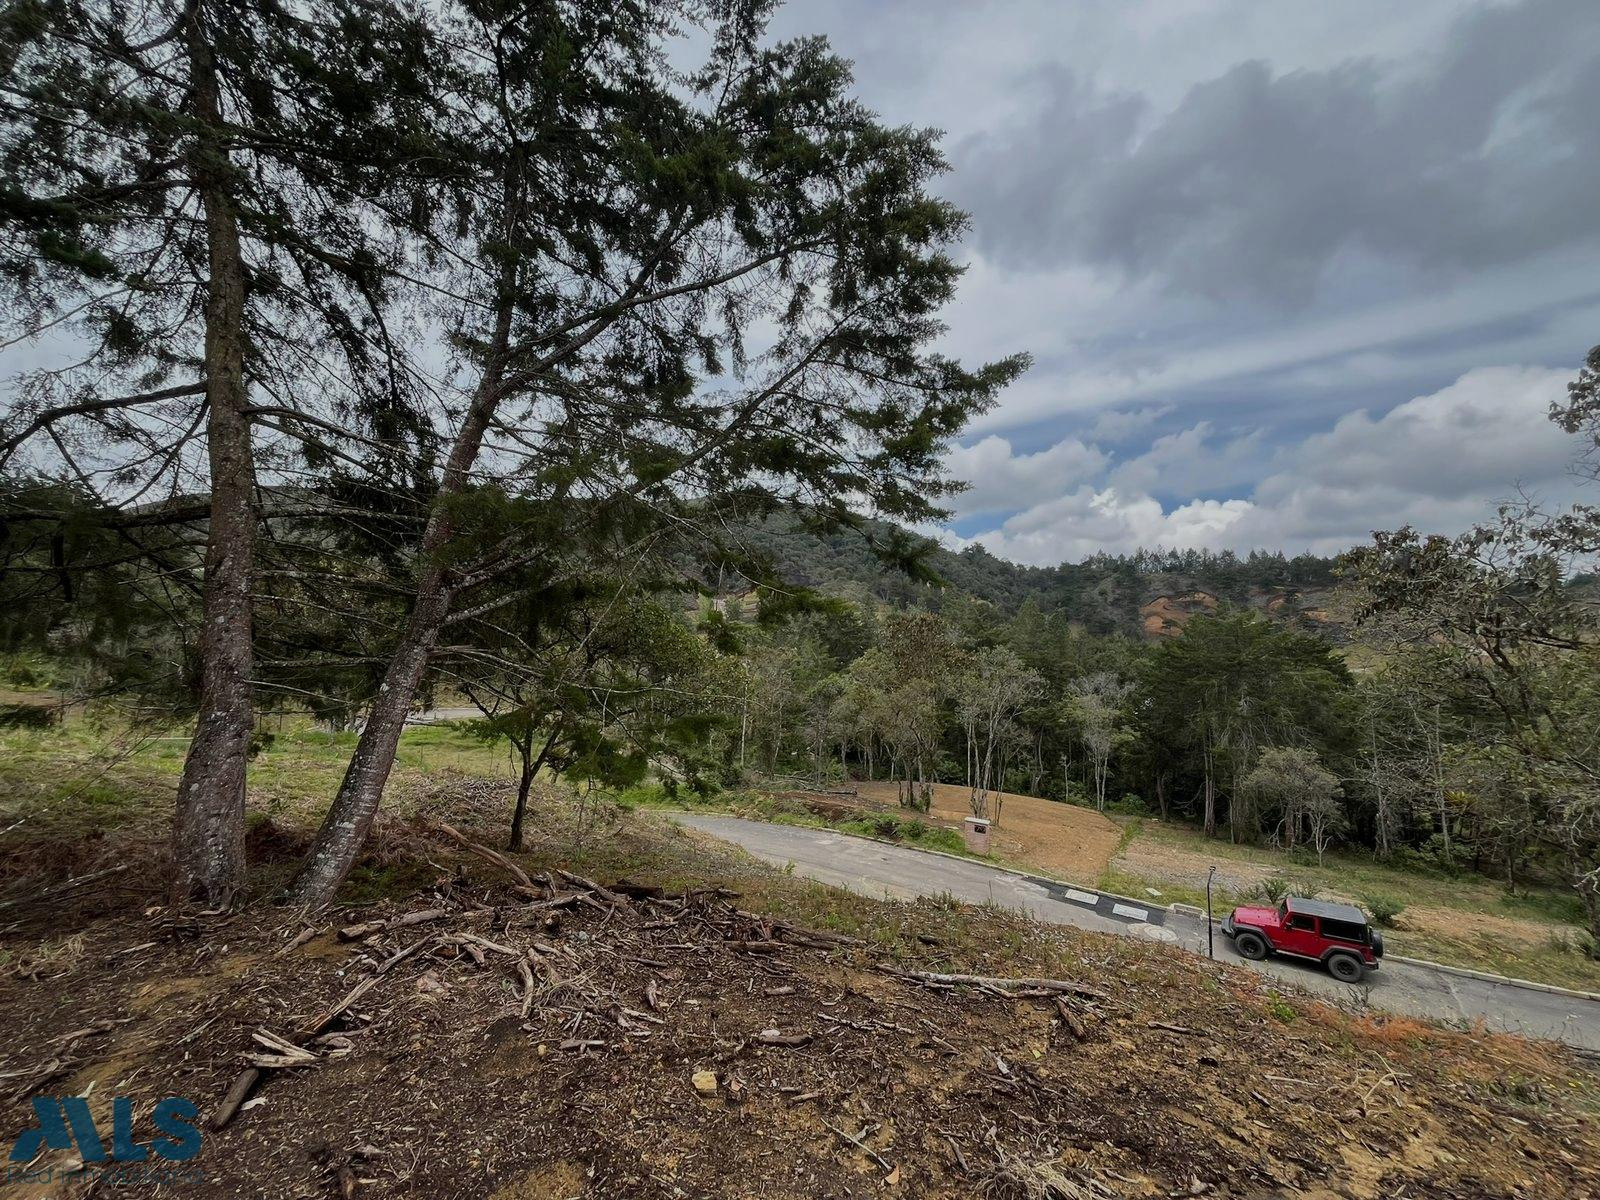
[
  {"x1": 1108, "y1": 420, "x2": 1266, "y2": 497},
  {"x1": 943, "y1": 434, "x2": 1108, "y2": 518},
  {"x1": 1087, "y1": 404, "x2": 1171, "y2": 443},
  {"x1": 959, "y1": 364, "x2": 1585, "y2": 563}
]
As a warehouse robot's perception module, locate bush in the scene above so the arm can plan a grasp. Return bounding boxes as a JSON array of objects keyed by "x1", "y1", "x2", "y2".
[
  {"x1": 840, "y1": 814, "x2": 969, "y2": 856},
  {"x1": 2, "y1": 655, "x2": 47, "y2": 688},
  {"x1": 871, "y1": 814, "x2": 903, "y2": 839},
  {"x1": 1248, "y1": 877, "x2": 1292, "y2": 904},
  {"x1": 1248, "y1": 876, "x2": 1322, "y2": 905},
  {"x1": 0, "y1": 703, "x2": 57, "y2": 729},
  {"x1": 1363, "y1": 894, "x2": 1406, "y2": 927},
  {"x1": 1106, "y1": 794, "x2": 1148, "y2": 816}
]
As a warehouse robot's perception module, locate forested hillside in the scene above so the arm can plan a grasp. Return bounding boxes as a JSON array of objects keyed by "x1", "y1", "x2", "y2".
[{"x1": 731, "y1": 518, "x2": 1344, "y2": 638}]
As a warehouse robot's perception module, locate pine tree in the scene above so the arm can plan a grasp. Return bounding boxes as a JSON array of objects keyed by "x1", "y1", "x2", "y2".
[
  {"x1": 286, "y1": 1, "x2": 1025, "y2": 905},
  {"x1": 0, "y1": 0, "x2": 443, "y2": 902}
]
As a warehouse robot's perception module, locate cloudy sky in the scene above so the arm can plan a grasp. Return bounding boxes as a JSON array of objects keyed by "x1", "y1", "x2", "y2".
[{"x1": 773, "y1": 0, "x2": 1600, "y2": 564}]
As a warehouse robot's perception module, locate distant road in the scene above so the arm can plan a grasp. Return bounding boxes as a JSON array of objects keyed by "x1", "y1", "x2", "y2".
[{"x1": 672, "y1": 812, "x2": 1600, "y2": 1052}]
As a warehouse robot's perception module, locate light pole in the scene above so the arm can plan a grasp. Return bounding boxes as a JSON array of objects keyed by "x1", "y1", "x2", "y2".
[{"x1": 1205, "y1": 865, "x2": 1217, "y2": 960}]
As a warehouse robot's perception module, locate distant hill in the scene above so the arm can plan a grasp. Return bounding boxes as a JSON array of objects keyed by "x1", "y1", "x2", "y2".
[{"x1": 733, "y1": 519, "x2": 1347, "y2": 640}]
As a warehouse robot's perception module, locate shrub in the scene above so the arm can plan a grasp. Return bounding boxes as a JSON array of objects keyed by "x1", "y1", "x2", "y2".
[
  {"x1": 1106, "y1": 794, "x2": 1148, "y2": 816},
  {"x1": 1248, "y1": 875, "x2": 1322, "y2": 905},
  {"x1": 1264, "y1": 993, "x2": 1297, "y2": 1023},
  {"x1": 0, "y1": 703, "x2": 57, "y2": 729},
  {"x1": 871, "y1": 813, "x2": 903, "y2": 839},
  {"x1": 1363, "y1": 894, "x2": 1406, "y2": 927},
  {"x1": 1248, "y1": 877, "x2": 1292, "y2": 904}
]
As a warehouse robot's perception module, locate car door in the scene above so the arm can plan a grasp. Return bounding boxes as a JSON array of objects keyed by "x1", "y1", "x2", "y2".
[{"x1": 1277, "y1": 909, "x2": 1322, "y2": 959}]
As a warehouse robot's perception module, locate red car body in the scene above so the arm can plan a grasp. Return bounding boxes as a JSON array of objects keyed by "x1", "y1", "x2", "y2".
[{"x1": 1222, "y1": 896, "x2": 1382, "y2": 980}]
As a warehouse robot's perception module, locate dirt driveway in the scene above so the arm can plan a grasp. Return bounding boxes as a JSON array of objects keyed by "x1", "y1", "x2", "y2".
[{"x1": 853, "y1": 781, "x2": 1122, "y2": 885}]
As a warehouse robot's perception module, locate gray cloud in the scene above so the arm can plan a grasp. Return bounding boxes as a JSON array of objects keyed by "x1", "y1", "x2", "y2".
[
  {"x1": 958, "y1": 364, "x2": 1584, "y2": 563},
  {"x1": 953, "y1": 0, "x2": 1600, "y2": 301}
]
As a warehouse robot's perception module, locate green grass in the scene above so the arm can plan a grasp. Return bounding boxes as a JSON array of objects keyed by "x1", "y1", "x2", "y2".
[
  {"x1": 0, "y1": 714, "x2": 514, "y2": 840},
  {"x1": 616, "y1": 781, "x2": 986, "y2": 861}
]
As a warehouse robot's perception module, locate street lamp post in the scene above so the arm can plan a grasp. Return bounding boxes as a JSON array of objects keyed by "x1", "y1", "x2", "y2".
[{"x1": 1206, "y1": 865, "x2": 1217, "y2": 960}]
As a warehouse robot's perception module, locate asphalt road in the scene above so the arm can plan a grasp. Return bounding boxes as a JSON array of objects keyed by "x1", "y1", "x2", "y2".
[{"x1": 672, "y1": 812, "x2": 1600, "y2": 1052}]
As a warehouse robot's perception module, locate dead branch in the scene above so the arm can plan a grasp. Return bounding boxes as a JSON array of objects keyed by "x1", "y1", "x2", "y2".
[
  {"x1": 433, "y1": 824, "x2": 545, "y2": 896},
  {"x1": 885, "y1": 969, "x2": 1109, "y2": 1001},
  {"x1": 338, "y1": 908, "x2": 451, "y2": 941}
]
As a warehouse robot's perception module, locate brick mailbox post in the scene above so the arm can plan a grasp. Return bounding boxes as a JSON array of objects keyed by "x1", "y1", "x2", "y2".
[{"x1": 962, "y1": 816, "x2": 991, "y2": 854}]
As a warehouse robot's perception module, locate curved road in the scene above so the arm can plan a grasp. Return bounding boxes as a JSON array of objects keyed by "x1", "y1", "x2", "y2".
[{"x1": 673, "y1": 812, "x2": 1600, "y2": 1052}]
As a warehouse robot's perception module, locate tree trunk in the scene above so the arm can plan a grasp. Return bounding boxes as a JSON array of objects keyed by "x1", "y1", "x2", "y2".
[
  {"x1": 289, "y1": 252, "x2": 517, "y2": 907},
  {"x1": 172, "y1": 10, "x2": 257, "y2": 907},
  {"x1": 1155, "y1": 771, "x2": 1168, "y2": 821},
  {"x1": 508, "y1": 725, "x2": 560, "y2": 852}
]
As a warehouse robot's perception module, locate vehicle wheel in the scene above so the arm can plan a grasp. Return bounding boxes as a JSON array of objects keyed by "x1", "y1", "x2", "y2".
[
  {"x1": 1326, "y1": 952, "x2": 1365, "y2": 983},
  {"x1": 1233, "y1": 931, "x2": 1268, "y2": 960}
]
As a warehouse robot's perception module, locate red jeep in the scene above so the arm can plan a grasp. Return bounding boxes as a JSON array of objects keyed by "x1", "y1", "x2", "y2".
[{"x1": 1221, "y1": 895, "x2": 1384, "y2": 982}]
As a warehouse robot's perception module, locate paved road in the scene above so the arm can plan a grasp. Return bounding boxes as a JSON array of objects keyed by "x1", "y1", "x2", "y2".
[{"x1": 672, "y1": 813, "x2": 1600, "y2": 1052}]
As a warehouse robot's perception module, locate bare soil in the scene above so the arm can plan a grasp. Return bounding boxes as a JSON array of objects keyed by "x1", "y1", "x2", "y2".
[
  {"x1": 1, "y1": 787, "x2": 1597, "y2": 1199},
  {"x1": 1111, "y1": 837, "x2": 1279, "y2": 898},
  {"x1": 852, "y1": 781, "x2": 1123, "y2": 885}
]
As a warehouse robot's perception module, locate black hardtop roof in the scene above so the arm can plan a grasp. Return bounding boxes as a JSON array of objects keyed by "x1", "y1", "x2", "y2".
[{"x1": 1285, "y1": 895, "x2": 1367, "y2": 924}]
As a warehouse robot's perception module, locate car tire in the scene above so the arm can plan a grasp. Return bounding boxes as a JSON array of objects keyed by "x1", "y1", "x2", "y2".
[
  {"x1": 1326, "y1": 952, "x2": 1365, "y2": 983},
  {"x1": 1234, "y1": 930, "x2": 1269, "y2": 960}
]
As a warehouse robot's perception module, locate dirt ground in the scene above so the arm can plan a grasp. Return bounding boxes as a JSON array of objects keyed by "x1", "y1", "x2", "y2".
[
  {"x1": 2, "y1": 785, "x2": 1598, "y2": 1200},
  {"x1": 1111, "y1": 837, "x2": 1279, "y2": 898},
  {"x1": 852, "y1": 782, "x2": 1122, "y2": 885}
]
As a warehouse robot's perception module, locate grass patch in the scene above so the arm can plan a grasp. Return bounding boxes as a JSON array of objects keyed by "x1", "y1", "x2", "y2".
[{"x1": 616, "y1": 781, "x2": 986, "y2": 861}]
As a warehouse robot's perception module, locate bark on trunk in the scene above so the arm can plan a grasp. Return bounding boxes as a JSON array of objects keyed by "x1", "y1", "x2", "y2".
[
  {"x1": 172, "y1": 10, "x2": 257, "y2": 906},
  {"x1": 508, "y1": 727, "x2": 559, "y2": 853},
  {"x1": 289, "y1": 281, "x2": 515, "y2": 908}
]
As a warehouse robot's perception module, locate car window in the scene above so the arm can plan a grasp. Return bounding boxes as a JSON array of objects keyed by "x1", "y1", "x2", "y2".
[
  {"x1": 1321, "y1": 918, "x2": 1367, "y2": 943},
  {"x1": 1287, "y1": 913, "x2": 1317, "y2": 931}
]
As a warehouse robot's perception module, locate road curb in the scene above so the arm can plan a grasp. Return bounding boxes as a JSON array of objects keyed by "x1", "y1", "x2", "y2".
[
  {"x1": 671, "y1": 810, "x2": 1600, "y2": 1008},
  {"x1": 1384, "y1": 954, "x2": 1600, "y2": 1002},
  {"x1": 803, "y1": 823, "x2": 1175, "y2": 917}
]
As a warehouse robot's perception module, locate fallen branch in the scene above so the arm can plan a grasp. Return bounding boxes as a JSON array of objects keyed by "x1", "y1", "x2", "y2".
[
  {"x1": 0, "y1": 863, "x2": 129, "y2": 910},
  {"x1": 210, "y1": 1068, "x2": 260, "y2": 1130},
  {"x1": 433, "y1": 824, "x2": 545, "y2": 897},
  {"x1": 725, "y1": 940, "x2": 784, "y2": 955},
  {"x1": 555, "y1": 868, "x2": 624, "y2": 906},
  {"x1": 338, "y1": 909, "x2": 450, "y2": 942},
  {"x1": 517, "y1": 958, "x2": 537, "y2": 1019},
  {"x1": 244, "y1": 1028, "x2": 320, "y2": 1069},
  {"x1": 277, "y1": 926, "x2": 323, "y2": 956},
  {"x1": 886, "y1": 969, "x2": 1109, "y2": 1001},
  {"x1": 1055, "y1": 997, "x2": 1087, "y2": 1041},
  {"x1": 732, "y1": 910, "x2": 865, "y2": 947},
  {"x1": 755, "y1": 1029, "x2": 813, "y2": 1047},
  {"x1": 297, "y1": 975, "x2": 382, "y2": 1042},
  {"x1": 822, "y1": 1120, "x2": 891, "y2": 1172}
]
